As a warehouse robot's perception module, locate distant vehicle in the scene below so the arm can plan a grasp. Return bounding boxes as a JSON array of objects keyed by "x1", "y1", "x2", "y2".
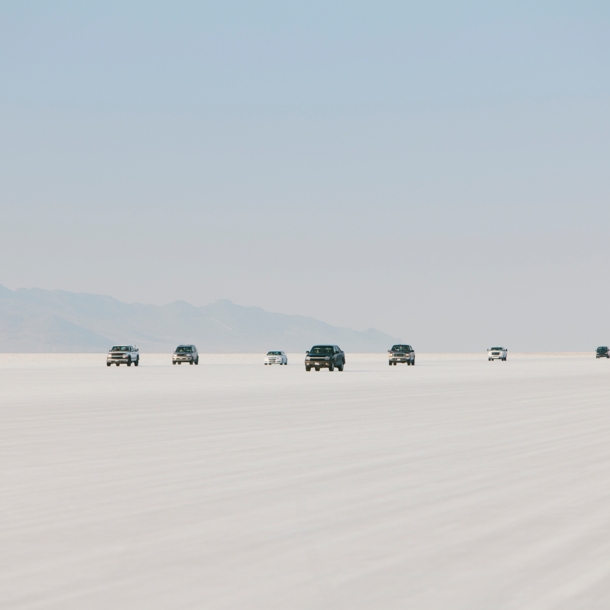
[
  {"x1": 173, "y1": 345, "x2": 199, "y2": 365},
  {"x1": 265, "y1": 351, "x2": 287, "y2": 365},
  {"x1": 488, "y1": 347, "x2": 507, "y2": 361},
  {"x1": 388, "y1": 344, "x2": 415, "y2": 366},
  {"x1": 596, "y1": 346, "x2": 609, "y2": 359},
  {"x1": 107, "y1": 345, "x2": 139, "y2": 367},
  {"x1": 305, "y1": 345, "x2": 345, "y2": 372}
]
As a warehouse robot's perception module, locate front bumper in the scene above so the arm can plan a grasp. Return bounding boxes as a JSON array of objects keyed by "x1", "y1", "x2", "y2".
[
  {"x1": 173, "y1": 356, "x2": 193, "y2": 362},
  {"x1": 306, "y1": 358, "x2": 332, "y2": 368}
]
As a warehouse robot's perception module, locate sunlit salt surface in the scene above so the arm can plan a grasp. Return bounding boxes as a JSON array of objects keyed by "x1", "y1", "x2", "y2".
[{"x1": 1, "y1": 353, "x2": 609, "y2": 609}]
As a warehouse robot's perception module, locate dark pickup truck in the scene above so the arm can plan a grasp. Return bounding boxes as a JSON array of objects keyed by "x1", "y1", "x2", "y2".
[
  {"x1": 305, "y1": 345, "x2": 345, "y2": 372},
  {"x1": 596, "y1": 346, "x2": 609, "y2": 358}
]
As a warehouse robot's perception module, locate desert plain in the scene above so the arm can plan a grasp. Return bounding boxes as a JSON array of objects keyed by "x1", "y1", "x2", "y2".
[{"x1": 1, "y1": 353, "x2": 610, "y2": 609}]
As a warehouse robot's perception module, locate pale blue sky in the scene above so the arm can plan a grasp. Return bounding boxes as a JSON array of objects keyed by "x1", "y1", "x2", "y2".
[{"x1": 1, "y1": 1, "x2": 609, "y2": 350}]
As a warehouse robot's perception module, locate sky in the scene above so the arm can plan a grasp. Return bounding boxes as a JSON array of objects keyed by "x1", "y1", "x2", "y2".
[{"x1": 1, "y1": 1, "x2": 609, "y2": 351}]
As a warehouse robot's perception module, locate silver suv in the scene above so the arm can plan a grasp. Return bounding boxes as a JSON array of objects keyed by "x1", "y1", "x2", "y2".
[
  {"x1": 173, "y1": 345, "x2": 199, "y2": 365},
  {"x1": 388, "y1": 344, "x2": 415, "y2": 366},
  {"x1": 107, "y1": 345, "x2": 139, "y2": 367}
]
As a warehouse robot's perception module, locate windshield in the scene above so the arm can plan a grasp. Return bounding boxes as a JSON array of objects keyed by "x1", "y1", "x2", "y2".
[
  {"x1": 267, "y1": 351, "x2": 282, "y2": 355},
  {"x1": 597, "y1": 346, "x2": 608, "y2": 352},
  {"x1": 490, "y1": 347, "x2": 504, "y2": 351},
  {"x1": 309, "y1": 346, "x2": 334, "y2": 355},
  {"x1": 110, "y1": 346, "x2": 130, "y2": 352},
  {"x1": 391, "y1": 345, "x2": 410, "y2": 352},
  {"x1": 175, "y1": 346, "x2": 193, "y2": 353}
]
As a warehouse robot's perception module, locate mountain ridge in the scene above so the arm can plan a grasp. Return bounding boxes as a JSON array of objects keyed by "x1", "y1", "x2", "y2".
[{"x1": 0, "y1": 286, "x2": 396, "y2": 353}]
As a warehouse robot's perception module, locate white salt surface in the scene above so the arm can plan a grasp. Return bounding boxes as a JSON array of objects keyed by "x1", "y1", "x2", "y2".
[{"x1": 1, "y1": 353, "x2": 610, "y2": 609}]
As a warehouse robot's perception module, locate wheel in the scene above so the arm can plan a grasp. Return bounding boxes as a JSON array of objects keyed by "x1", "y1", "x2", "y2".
[
  {"x1": 173, "y1": 361, "x2": 176, "y2": 365},
  {"x1": 489, "y1": 358, "x2": 492, "y2": 361},
  {"x1": 195, "y1": 358, "x2": 199, "y2": 365},
  {"x1": 306, "y1": 366, "x2": 311, "y2": 371},
  {"x1": 315, "y1": 367, "x2": 320, "y2": 372},
  {"x1": 394, "y1": 362, "x2": 397, "y2": 366},
  {"x1": 106, "y1": 362, "x2": 111, "y2": 367},
  {"x1": 134, "y1": 358, "x2": 139, "y2": 367},
  {"x1": 265, "y1": 363, "x2": 267, "y2": 365},
  {"x1": 389, "y1": 361, "x2": 392, "y2": 366},
  {"x1": 503, "y1": 357, "x2": 506, "y2": 361},
  {"x1": 329, "y1": 362, "x2": 334, "y2": 371},
  {"x1": 338, "y1": 363, "x2": 343, "y2": 371},
  {"x1": 412, "y1": 360, "x2": 415, "y2": 366},
  {"x1": 116, "y1": 362, "x2": 120, "y2": 366},
  {"x1": 190, "y1": 361, "x2": 193, "y2": 365},
  {"x1": 127, "y1": 359, "x2": 131, "y2": 366}
]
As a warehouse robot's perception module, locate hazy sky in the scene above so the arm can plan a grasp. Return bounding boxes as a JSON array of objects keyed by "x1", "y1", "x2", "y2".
[{"x1": 1, "y1": 1, "x2": 609, "y2": 350}]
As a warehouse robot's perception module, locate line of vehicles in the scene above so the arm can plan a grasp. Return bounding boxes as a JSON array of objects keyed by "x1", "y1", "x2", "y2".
[{"x1": 106, "y1": 344, "x2": 610, "y2": 368}]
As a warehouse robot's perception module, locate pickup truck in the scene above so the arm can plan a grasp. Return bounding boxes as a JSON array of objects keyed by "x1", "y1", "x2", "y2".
[
  {"x1": 107, "y1": 345, "x2": 139, "y2": 366},
  {"x1": 487, "y1": 347, "x2": 507, "y2": 361},
  {"x1": 388, "y1": 344, "x2": 415, "y2": 366}
]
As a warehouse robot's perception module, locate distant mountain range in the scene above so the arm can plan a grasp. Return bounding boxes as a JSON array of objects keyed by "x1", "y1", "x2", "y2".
[{"x1": 0, "y1": 285, "x2": 396, "y2": 353}]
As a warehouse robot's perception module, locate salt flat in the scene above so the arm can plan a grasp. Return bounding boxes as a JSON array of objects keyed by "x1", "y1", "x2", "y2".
[{"x1": 1, "y1": 353, "x2": 610, "y2": 609}]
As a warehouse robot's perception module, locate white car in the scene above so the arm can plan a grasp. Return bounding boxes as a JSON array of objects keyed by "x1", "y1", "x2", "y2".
[
  {"x1": 107, "y1": 345, "x2": 139, "y2": 366},
  {"x1": 265, "y1": 351, "x2": 287, "y2": 365},
  {"x1": 488, "y1": 347, "x2": 507, "y2": 361}
]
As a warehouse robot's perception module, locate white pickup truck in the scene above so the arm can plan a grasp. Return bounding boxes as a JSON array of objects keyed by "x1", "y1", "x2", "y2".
[
  {"x1": 487, "y1": 347, "x2": 507, "y2": 361},
  {"x1": 107, "y1": 345, "x2": 139, "y2": 366}
]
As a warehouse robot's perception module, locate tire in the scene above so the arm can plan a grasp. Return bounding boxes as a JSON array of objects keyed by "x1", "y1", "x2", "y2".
[
  {"x1": 173, "y1": 361, "x2": 176, "y2": 365},
  {"x1": 316, "y1": 367, "x2": 320, "y2": 372},
  {"x1": 106, "y1": 362, "x2": 110, "y2": 367},
  {"x1": 190, "y1": 361, "x2": 193, "y2": 365},
  {"x1": 134, "y1": 358, "x2": 139, "y2": 367},
  {"x1": 127, "y1": 359, "x2": 131, "y2": 367},
  {"x1": 338, "y1": 363, "x2": 343, "y2": 371},
  {"x1": 389, "y1": 361, "x2": 392, "y2": 366},
  {"x1": 329, "y1": 362, "x2": 334, "y2": 372},
  {"x1": 116, "y1": 362, "x2": 120, "y2": 366},
  {"x1": 306, "y1": 366, "x2": 311, "y2": 371},
  {"x1": 195, "y1": 358, "x2": 199, "y2": 365},
  {"x1": 265, "y1": 363, "x2": 267, "y2": 365}
]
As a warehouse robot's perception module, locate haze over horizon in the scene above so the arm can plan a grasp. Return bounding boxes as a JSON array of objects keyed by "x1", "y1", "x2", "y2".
[{"x1": 2, "y1": 1, "x2": 609, "y2": 351}]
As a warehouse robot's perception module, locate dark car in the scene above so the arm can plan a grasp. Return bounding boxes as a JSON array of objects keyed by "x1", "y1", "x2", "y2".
[
  {"x1": 388, "y1": 344, "x2": 415, "y2": 366},
  {"x1": 305, "y1": 345, "x2": 345, "y2": 372},
  {"x1": 596, "y1": 346, "x2": 609, "y2": 359}
]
